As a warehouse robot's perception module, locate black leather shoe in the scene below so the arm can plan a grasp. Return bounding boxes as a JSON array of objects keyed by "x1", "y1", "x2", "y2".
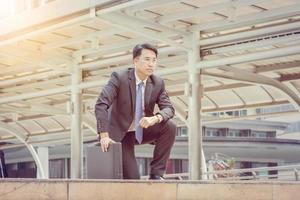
[{"x1": 149, "y1": 174, "x2": 165, "y2": 180}]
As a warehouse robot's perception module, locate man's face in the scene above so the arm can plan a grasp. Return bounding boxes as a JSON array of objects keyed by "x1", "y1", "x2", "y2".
[{"x1": 134, "y1": 49, "x2": 157, "y2": 80}]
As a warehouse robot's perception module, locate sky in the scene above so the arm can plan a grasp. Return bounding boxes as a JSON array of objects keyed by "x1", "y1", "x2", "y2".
[{"x1": 0, "y1": 0, "x2": 11, "y2": 19}]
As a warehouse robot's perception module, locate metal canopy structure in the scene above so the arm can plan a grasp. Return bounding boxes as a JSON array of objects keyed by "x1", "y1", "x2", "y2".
[{"x1": 0, "y1": 0, "x2": 300, "y2": 179}]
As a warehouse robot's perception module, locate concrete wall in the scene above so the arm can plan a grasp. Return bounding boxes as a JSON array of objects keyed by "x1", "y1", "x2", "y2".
[{"x1": 0, "y1": 179, "x2": 299, "y2": 200}]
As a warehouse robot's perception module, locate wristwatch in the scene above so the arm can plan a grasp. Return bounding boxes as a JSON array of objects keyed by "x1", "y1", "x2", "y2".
[{"x1": 155, "y1": 114, "x2": 163, "y2": 123}]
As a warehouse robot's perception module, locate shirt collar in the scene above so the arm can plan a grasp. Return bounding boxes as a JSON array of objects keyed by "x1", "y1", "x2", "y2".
[{"x1": 134, "y1": 71, "x2": 147, "y2": 86}]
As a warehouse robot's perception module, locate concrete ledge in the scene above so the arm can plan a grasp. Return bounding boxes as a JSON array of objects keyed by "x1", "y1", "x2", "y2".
[
  {"x1": 0, "y1": 179, "x2": 299, "y2": 200},
  {"x1": 0, "y1": 179, "x2": 67, "y2": 200}
]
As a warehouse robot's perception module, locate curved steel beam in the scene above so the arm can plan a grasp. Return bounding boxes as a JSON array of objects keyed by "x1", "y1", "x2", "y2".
[
  {"x1": 98, "y1": 12, "x2": 191, "y2": 51},
  {"x1": 170, "y1": 97, "x2": 187, "y2": 124},
  {"x1": 0, "y1": 121, "x2": 46, "y2": 179},
  {"x1": 82, "y1": 114, "x2": 97, "y2": 134},
  {"x1": 205, "y1": 66, "x2": 300, "y2": 110}
]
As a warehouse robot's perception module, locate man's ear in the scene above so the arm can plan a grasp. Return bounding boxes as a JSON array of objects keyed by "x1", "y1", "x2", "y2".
[{"x1": 133, "y1": 57, "x2": 138, "y2": 66}]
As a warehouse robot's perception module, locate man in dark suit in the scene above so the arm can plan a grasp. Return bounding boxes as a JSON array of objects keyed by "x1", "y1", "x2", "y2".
[{"x1": 95, "y1": 43, "x2": 176, "y2": 180}]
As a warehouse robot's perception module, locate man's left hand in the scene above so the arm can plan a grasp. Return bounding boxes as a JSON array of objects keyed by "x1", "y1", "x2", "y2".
[{"x1": 139, "y1": 116, "x2": 158, "y2": 128}]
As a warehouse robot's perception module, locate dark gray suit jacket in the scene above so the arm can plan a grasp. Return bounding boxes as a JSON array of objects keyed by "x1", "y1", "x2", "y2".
[{"x1": 95, "y1": 68, "x2": 175, "y2": 142}]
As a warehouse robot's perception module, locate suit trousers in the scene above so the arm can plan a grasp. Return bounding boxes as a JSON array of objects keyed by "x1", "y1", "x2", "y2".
[{"x1": 121, "y1": 119, "x2": 176, "y2": 179}]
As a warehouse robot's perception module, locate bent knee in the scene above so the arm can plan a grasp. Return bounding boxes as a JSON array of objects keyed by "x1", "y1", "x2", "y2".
[{"x1": 166, "y1": 120, "x2": 176, "y2": 136}]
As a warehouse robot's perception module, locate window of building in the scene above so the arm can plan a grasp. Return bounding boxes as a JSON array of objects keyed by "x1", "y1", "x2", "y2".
[
  {"x1": 211, "y1": 128, "x2": 219, "y2": 137},
  {"x1": 180, "y1": 126, "x2": 188, "y2": 137},
  {"x1": 252, "y1": 162, "x2": 269, "y2": 178},
  {"x1": 206, "y1": 129, "x2": 212, "y2": 137},
  {"x1": 165, "y1": 159, "x2": 188, "y2": 174},
  {"x1": 6, "y1": 161, "x2": 36, "y2": 178},
  {"x1": 228, "y1": 129, "x2": 239, "y2": 138},
  {"x1": 49, "y1": 158, "x2": 67, "y2": 178},
  {"x1": 239, "y1": 130, "x2": 250, "y2": 137}
]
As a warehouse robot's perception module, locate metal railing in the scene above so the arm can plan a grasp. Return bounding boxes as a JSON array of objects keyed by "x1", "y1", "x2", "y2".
[{"x1": 143, "y1": 164, "x2": 300, "y2": 181}]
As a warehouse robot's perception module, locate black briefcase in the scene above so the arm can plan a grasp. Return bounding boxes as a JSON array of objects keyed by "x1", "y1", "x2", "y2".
[{"x1": 85, "y1": 142, "x2": 123, "y2": 179}]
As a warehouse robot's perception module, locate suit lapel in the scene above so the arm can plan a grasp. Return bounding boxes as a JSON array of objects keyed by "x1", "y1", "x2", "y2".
[
  {"x1": 128, "y1": 69, "x2": 136, "y2": 115},
  {"x1": 144, "y1": 76, "x2": 153, "y2": 109}
]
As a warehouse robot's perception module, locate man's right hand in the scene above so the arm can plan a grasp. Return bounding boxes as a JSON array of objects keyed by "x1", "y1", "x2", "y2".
[{"x1": 99, "y1": 132, "x2": 115, "y2": 152}]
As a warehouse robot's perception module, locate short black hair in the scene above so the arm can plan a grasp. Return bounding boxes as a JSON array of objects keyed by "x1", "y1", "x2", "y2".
[{"x1": 132, "y1": 43, "x2": 158, "y2": 59}]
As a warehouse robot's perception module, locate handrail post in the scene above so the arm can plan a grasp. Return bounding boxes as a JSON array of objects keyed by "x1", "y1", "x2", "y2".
[
  {"x1": 294, "y1": 168, "x2": 299, "y2": 181},
  {"x1": 252, "y1": 171, "x2": 257, "y2": 180}
]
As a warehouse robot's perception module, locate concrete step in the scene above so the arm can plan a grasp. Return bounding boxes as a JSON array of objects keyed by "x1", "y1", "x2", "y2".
[{"x1": 0, "y1": 179, "x2": 299, "y2": 200}]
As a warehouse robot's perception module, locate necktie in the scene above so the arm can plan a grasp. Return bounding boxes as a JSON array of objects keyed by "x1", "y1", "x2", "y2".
[{"x1": 135, "y1": 81, "x2": 144, "y2": 144}]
